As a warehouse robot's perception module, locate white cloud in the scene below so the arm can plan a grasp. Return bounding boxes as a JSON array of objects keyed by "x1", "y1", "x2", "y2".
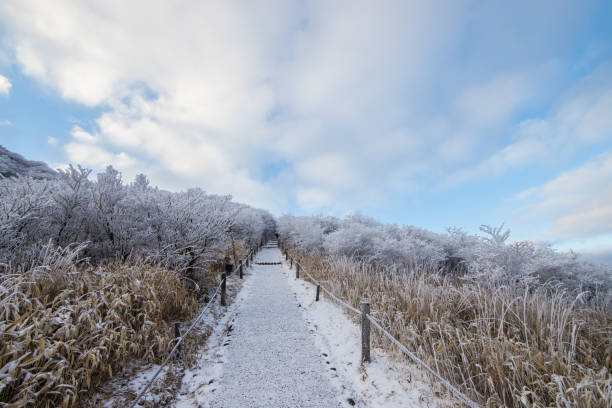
[
  {"x1": 0, "y1": 74, "x2": 11, "y2": 95},
  {"x1": 0, "y1": 0, "x2": 607, "y2": 216},
  {"x1": 517, "y1": 152, "x2": 612, "y2": 240},
  {"x1": 47, "y1": 136, "x2": 57, "y2": 145},
  {"x1": 0, "y1": 119, "x2": 12, "y2": 126},
  {"x1": 70, "y1": 126, "x2": 97, "y2": 143},
  {"x1": 64, "y1": 141, "x2": 135, "y2": 170},
  {"x1": 443, "y1": 64, "x2": 612, "y2": 187}
]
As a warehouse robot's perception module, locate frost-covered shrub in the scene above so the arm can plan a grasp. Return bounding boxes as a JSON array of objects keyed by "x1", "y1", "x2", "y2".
[
  {"x1": 324, "y1": 222, "x2": 381, "y2": 260},
  {"x1": 0, "y1": 165, "x2": 275, "y2": 278},
  {"x1": 278, "y1": 215, "x2": 611, "y2": 299},
  {"x1": 456, "y1": 225, "x2": 612, "y2": 299},
  {"x1": 457, "y1": 224, "x2": 542, "y2": 285},
  {"x1": 0, "y1": 176, "x2": 53, "y2": 267},
  {"x1": 51, "y1": 165, "x2": 92, "y2": 247},
  {"x1": 277, "y1": 215, "x2": 327, "y2": 254}
]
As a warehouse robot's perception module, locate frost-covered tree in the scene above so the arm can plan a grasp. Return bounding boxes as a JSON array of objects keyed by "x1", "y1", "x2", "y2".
[
  {"x1": 278, "y1": 215, "x2": 611, "y2": 300},
  {"x1": 0, "y1": 176, "x2": 52, "y2": 268},
  {"x1": 51, "y1": 165, "x2": 92, "y2": 246},
  {"x1": 0, "y1": 165, "x2": 275, "y2": 281}
]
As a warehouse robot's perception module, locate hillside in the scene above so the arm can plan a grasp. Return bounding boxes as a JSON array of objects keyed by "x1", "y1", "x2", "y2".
[{"x1": 0, "y1": 145, "x2": 57, "y2": 179}]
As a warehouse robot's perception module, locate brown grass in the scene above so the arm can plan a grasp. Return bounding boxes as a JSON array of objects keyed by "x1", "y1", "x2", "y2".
[
  {"x1": 290, "y1": 251, "x2": 611, "y2": 407},
  {"x1": 0, "y1": 244, "x2": 198, "y2": 407},
  {"x1": 83, "y1": 252, "x2": 249, "y2": 408}
]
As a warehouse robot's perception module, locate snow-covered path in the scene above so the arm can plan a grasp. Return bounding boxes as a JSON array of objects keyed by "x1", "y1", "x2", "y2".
[
  {"x1": 203, "y1": 244, "x2": 345, "y2": 407},
  {"x1": 175, "y1": 242, "x2": 443, "y2": 408}
]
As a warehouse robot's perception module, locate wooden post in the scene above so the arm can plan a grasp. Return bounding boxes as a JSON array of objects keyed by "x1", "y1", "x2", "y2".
[
  {"x1": 221, "y1": 273, "x2": 226, "y2": 306},
  {"x1": 239, "y1": 261, "x2": 243, "y2": 279},
  {"x1": 296, "y1": 261, "x2": 300, "y2": 279},
  {"x1": 316, "y1": 283, "x2": 321, "y2": 301},
  {"x1": 174, "y1": 322, "x2": 181, "y2": 360},
  {"x1": 290, "y1": 258, "x2": 293, "y2": 269},
  {"x1": 361, "y1": 301, "x2": 370, "y2": 363}
]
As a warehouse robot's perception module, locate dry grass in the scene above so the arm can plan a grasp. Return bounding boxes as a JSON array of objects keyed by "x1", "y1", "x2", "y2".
[
  {"x1": 0, "y1": 244, "x2": 198, "y2": 407},
  {"x1": 291, "y1": 251, "x2": 611, "y2": 407},
  {"x1": 83, "y1": 254, "x2": 248, "y2": 408}
]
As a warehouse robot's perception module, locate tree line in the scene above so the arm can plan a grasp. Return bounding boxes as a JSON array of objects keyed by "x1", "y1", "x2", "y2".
[
  {"x1": 278, "y1": 213, "x2": 611, "y2": 302},
  {"x1": 0, "y1": 165, "x2": 276, "y2": 283}
]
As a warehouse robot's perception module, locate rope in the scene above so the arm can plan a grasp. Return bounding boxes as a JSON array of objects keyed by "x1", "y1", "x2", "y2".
[
  {"x1": 294, "y1": 261, "x2": 360, "y2": 316},
  {"x1": 366, "y1": 315, "x2": 480, "y2": 407},
  {"x1": 319, "y1": 285, "x2": 361, "y2": 315},
  {"x1": 293, "y1": 259, "x2": 480, "y2": 408},
  {"x1": 128, "y1": 248, "x2": 253, "y2": 408},
  {"x1": 297, "y1": 264, "x2": 318, "y2": 285}
]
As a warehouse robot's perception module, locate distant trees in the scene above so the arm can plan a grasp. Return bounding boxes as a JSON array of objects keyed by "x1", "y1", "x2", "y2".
[
  {"x1": 0, "y1": 165, "x2": 275, "y2": 278},
  {"x1": 278, "y1": 214, "x2": 611, "y2": 301}
]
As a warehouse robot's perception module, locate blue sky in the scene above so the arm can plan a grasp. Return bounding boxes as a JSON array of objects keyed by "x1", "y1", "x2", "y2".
[{"x1": 1, "y1": 1, "x2": 611, "y2": 262}]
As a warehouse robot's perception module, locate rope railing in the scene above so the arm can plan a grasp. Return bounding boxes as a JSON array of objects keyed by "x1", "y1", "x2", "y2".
[
  {"x1": 366, "y1": 315, "x2": 480, "y2": 408},
  {"x1": 128, "y1": 247, "x2": 259, "y2": 408},
  {"x1": 285, "y1": 250, "x2": 481, "y2": 408},
  {"x1": 128, "y1": 281, "x2": 222, "y2": 408},
  {"x1": 298, "y1": 263, "x2": 361, "y2": 315}
]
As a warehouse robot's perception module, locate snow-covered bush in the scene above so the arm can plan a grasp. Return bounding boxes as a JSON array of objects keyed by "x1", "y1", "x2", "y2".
[
  {"x1": 0, "y1": 176, "x2": 53, "y2": 268},
  {"x1": 0, "y1": 165, "x2": 275, "y2": 277},
  {"x1": 279, "y1": 215, "x2": 611, "y2": 299},
  {"x1": 51, "y1": 165, "x2": 92, "y2": 247},
  {"x1": 277, "y1": 215, "x2": 327, "y2": 254}
]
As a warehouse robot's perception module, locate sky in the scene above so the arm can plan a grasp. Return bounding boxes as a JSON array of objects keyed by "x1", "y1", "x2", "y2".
[{"x1": 0, "y1": 0, "x2": 611, "y2": 263}]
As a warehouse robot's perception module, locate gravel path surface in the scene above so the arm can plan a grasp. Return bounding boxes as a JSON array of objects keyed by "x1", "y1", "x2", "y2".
[{"x1": 207, "y1": 243, "x2": 345, "y2": 408}]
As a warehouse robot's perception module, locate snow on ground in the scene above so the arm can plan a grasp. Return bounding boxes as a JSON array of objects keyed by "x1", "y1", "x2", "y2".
[
  {"x1": 283, "y1": 255, "x2": 449, "y2": 408},
  {"x1": 179, "y1": 245, "x2": 350, "y2": 407},
  {"x1": 174, "y1": 270, "x2": 252, "y2": 407},
  {"x1": 100, "y1": 362, "x2": 170, "y2": 408}
]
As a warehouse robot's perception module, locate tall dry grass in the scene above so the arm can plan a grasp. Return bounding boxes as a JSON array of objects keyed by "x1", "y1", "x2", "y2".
[
  {"x1": 0, "y1": 244, "x2": 198, "y2": 407},
  {"x1": 293, "y1": 251, "x2": 611, "y2": 407}
]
